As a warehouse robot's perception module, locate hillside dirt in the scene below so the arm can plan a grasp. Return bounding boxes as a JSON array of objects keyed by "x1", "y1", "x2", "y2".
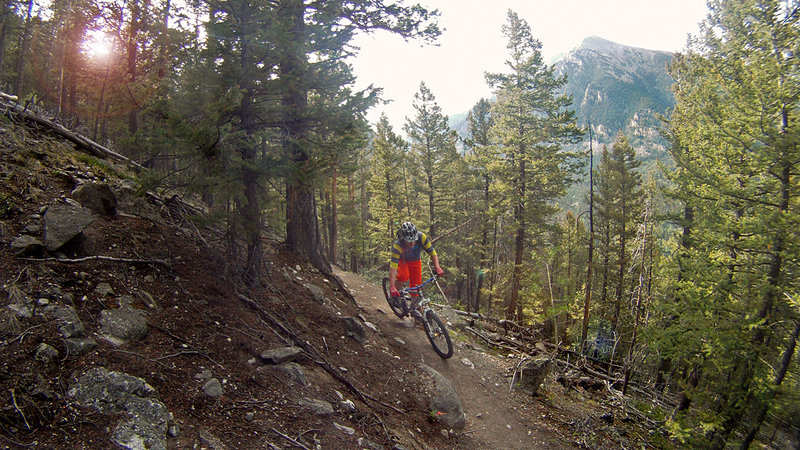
[{"x1": 0, "y1": 117, "x2": 657, "y2": 449}]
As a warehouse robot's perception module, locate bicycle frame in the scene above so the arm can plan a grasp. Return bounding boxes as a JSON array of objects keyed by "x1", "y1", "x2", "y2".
[
  {"x1": 383, "y1": 274, "x2": 453, "y2": 359},
  {"x1": 398, "y1": 276, "x2": 437, "y2": 311}
]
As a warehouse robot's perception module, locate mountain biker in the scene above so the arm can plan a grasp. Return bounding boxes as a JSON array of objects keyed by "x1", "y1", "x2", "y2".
[{"x1": 388, "y1": 222, "x2": 444, "y2": 299}]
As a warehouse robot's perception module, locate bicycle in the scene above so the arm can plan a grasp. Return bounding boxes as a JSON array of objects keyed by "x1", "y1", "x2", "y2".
[{"x1": 381, "y1": 275, "x2": 454, "y2": 359}]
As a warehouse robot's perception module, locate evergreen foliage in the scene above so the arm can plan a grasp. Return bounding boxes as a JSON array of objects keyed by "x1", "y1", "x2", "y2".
[
  {"x1": 657, "y1": 0, "x2": 800, "y2": 445},
  {"x1": 485, "y1": 10, "x2": 583, "y2": 321}
]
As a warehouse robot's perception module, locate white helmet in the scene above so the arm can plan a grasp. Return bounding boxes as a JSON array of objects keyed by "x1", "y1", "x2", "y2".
[{"x1": 397, "y1": 222, "x2": 418, "y2": 243}]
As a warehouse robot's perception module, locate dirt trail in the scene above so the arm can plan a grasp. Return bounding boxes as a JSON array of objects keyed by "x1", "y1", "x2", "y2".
[{"x1": 335, "y1": 268, "x2": 575, "y2": 449}]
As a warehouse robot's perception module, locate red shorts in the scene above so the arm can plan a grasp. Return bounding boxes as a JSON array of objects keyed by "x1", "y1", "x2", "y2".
[{"x1": 396, "y1": 259, "x2": 422, "y2": 296}]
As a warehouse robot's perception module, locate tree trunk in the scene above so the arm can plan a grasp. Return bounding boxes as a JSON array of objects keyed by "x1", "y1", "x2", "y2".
[
  {"x1": 127, "y1": 0, "x2": 139, "y2": 135},
  {"x1": 740, "y1": 320, "x2": 799, "y2": 449},
  {"x1": 328, "y1": 166, "x2": 338, "y2": 265},
  {"x1": 14, "y1": 0, "x2": 34, "y2": 95},
  {"x1": 581, "y1": 132, "x2": 594, "y2": 351},
  {"x1": 0, "y1": 0, "x2": 11, "y2": 77},
  {"x1": 612, "y1": 198, "x2": 627, "y2": 335},
  {"x1": 281, "y1": 0, "x2": 330, "y2": 275},
  {"x1": 623, "y1": 209, "x2": 648, "y2": 395}
]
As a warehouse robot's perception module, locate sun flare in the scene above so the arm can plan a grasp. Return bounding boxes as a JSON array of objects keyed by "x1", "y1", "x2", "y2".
[{"x1": 83, "y1": 31, "x2": 113, "y2": 59}]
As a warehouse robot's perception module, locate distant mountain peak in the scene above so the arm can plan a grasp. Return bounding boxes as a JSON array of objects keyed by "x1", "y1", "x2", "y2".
[
  {"x1": 580, "y1": 36, "x2": 619, "y2": 51},
  {"x1": 577, "y1": 35, "x2": 672, "y2": 57}
]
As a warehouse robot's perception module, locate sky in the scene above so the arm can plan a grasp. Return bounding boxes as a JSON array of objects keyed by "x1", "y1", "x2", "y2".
[{"x1": 350, "y1": 0, "x2": 710, "y2": 131}]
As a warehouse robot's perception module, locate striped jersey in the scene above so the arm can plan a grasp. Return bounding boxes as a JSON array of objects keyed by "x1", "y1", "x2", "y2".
[{"x1": 389, "y1": 231, "x2": 437, "y2": 269}]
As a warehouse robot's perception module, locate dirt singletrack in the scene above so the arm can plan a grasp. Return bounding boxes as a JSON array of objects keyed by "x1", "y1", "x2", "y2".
[{"x1": 334, "y1": 267, "x2": 577, "y2": 449}]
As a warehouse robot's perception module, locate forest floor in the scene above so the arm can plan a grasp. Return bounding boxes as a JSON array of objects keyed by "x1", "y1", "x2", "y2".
[{"x1": 0, "y1": 115, "x2": 668, "y2": 449}]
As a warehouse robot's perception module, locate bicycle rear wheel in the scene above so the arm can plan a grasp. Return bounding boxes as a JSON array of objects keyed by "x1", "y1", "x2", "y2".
[
  {"x1": 423, "y1": 309, "x2": 453, "y2": 359},
  {"x1": 382, "y1": 277, "x2": 406, "y2": 318}
]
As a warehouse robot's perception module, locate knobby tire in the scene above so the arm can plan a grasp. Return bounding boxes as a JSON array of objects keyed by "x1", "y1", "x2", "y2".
[
  {"x1": 382, "y1": 277, "x2": 406, "y2": 318},
  {"x1": 423, "y1": 310, "x2": 453, "y2": 359}
]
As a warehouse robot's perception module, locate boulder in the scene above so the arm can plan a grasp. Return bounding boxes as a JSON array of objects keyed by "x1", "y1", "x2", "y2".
[
  {"x1": 203, "y1": 378, "x2": 223, "y2": 397},
  {"x1": 100, "y1": 306, "x2": 149, "y2": 345},
  {"x1": 68, "y1": 367, "x2": 170, "y2": 450},
  {"x1": 10, "y1": 235, "x2": 44, "y2": 255},
  {"x1": 34, "y1": 342, "x2": 59, "y2": 366},
  {"x1": 260, "y1": 346, "x2": 303, "y2": 364},
  {"x1": 340, "y1": 316, "x2": 366, "y2": 343},
  {"x1": 302, "y1": 283, "x2": 326, "y2": 303},
  {"x1": 43, "y1": 304, "x2": 85, "y2": 338},
  {"x1": 71, "y1": 182, "x2": 118, "y2": 216},
  {"x1": 298, "y1": 397, "x2": 334, "y2": 416},
  {"x1": 419, "y1": 364, "x2": 466, "y2": 430},
  {"x1": 515, "y1": 357, "x2": 551, "y2": 395},
  {"x1": 43, "y1": 203, "x2": 94, "y2": 251}
]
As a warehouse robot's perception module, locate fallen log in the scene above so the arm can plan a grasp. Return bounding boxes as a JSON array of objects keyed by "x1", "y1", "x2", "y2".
[{"x1": 0, "y1": 92, "x2": 145, "y2": 171}]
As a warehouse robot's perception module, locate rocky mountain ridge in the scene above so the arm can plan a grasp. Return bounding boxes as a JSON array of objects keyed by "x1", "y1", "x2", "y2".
[{"x1": 451, "y1": 36, "x2": 675, "y2": 166}]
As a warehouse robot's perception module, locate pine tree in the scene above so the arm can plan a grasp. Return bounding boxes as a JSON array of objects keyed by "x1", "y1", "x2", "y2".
[
  {"x1": 464, "y1": 98, "x2": 497, "y2": 312},
  {"x1": 486, "y1": 10, "x2": 583, "y2": 322},
  {"x1": 277, "y1": 0, "x2": 440, "y2": 274},
  {"x1": 660, "y1": 0, "x2": 800, "y2": 445},
  {"x1": 366, "y1": 114, "x2": 407, "y2": 255},
  {"x1": 403, "y1": 81, "x2": 458, "y2": 237}
]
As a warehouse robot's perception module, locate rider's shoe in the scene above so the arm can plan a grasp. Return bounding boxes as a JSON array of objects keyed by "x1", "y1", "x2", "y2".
[{"x1": 411, "y1": 310, "x2": 422, "y2": 320}]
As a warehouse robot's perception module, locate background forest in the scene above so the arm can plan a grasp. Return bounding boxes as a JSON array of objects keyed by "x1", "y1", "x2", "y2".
[{"x1": 0, "y1": 0, "x2": 798, "y2": 447}]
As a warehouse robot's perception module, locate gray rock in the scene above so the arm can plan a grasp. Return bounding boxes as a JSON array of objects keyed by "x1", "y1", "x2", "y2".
[
  {"x1": 68, "y1": 367, "x2": 169, "y2": 450},
  {"x1": 198, "y1": 429, "x2": 226, "y2": 450},
  {"x1": 333, "y1": 422, "x2": 355, "y2": 435},
  {"x1": 6, "y1": 285, "x2": 33, "y2": 318},
  {"x1": 194, "y1": 369, "x2": 212, "y2": 380},
  {"x1": 43, "y1": 203, "x2": 95, "y2": 251},
  {"x1": 7, "y1": 302, "x2": 33, "y2": 318},
  {"x1": 71, "y1": 182, "x2": 118, "y2": 216},
  {"x1": 275, "y1": 362, "x2": 307, "y2": 385},
  {"x1": 419, "y1": 364, "x2": 466, "y2": 430},
  {"x1": 65, "y1": 337, "x2": 98, "y2": 355},
  {"x1": 302, "y1": 283, "x2": 325, "y2": 303},
  {"x1": 112, "y1": 396, "x2": 170, "y2": 450},
  {"x1": 358, "y1": 437, "x2": 385, "y2": 450},
  {"x1": 203, "y1": 378, "x2": 223, "y2": 397},
  {"x1": 340, "y1": 399, "x2": 356, "y2": 412},
  {"x1": 23, "y1": 223, "x2": 41, "y2": 235},
  {"x1": 100, "y1": 307, "x2": 148, "y2": 345},
  {"x1": 515, "y1": 358, "x2": 551, "y2": 395},
  {"x1": 10, "y1": 235, "x2": 44, "y2": 255},
  {"x1": 298, "y1": 397, "x2": 334, "y2": 416},
  {"x1": 29, "y1": 374, "x2": 54, "y2": 400},
  {"x1": 117, "y1": 295, "x2": 135, "y2": 307},
  {"x1": 340, "y1": 316, "x2": 366, "y2": 343},
  {"x1": 34, "y1": 342, "x2": 59, "y2": 365},
  {"x1": 94, "y1": 282, "x2": 115, "y2": 297},
  {"x1": 260, "y1": 346, "x2": 303, "y2": 364},
  {"x1": 43, "y1": 304, "x2": 85, "y2": 338}
]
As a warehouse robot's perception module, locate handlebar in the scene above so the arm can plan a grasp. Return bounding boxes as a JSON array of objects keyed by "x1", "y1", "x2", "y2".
[{"x1": 400, "y1": 275, "x2": 438, "y2": 295}]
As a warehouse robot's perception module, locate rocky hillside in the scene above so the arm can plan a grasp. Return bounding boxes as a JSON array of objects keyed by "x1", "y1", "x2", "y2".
[
  {"x1": 555, "y1": 36, "x2": 675, "y2": 162},
  {"x1": 451, "y1": 36, "x2": 675, "y2": 169},
  {"x1": 0, "y1": 112, "x2": 673, "y2": 449}
]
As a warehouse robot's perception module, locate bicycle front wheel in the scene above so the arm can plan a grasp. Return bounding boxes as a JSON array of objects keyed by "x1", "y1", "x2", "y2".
[
  {"x1": 382, "y1": 277, "x2": 406, "y2": 318},
  {"x1": 423, "y1": 309, "x2": 453, "y2": 359}
]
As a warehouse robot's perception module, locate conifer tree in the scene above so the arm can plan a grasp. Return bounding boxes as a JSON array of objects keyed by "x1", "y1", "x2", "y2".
[
  {"x1": 464, "y1": 98, "x2": 497, "y2": 312},
  {"x1": 366, "y1": 114, "x2": 407, "y2": 253},
  {"x1": 660, "y1": 0, "x2": 800, "y2": 445},
  {"x1": 403, "y1": 81, "x2": 457, "y2": 238},
  {"x1": 486, "y1": 9, "x2": 583, "y2": 321}
]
